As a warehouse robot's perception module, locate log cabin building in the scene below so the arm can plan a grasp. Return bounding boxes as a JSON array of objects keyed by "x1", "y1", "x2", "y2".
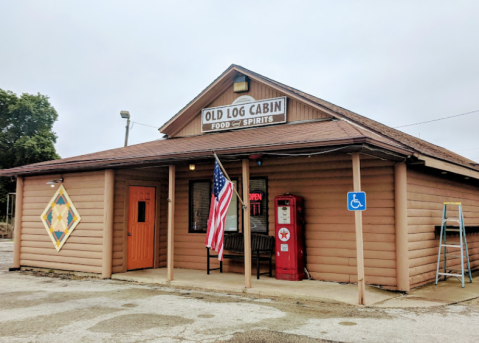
[{"x1": 2, "y1": 64, "x2": 479, "y2": 292}]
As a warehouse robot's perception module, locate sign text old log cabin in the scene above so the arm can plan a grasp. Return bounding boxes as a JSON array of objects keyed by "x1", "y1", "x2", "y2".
[{"x1": 201, "y1": 96, "x2": 287, "y2": 133}]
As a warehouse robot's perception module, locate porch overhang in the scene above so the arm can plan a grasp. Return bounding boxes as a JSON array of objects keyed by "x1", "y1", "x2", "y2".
[
  {"x1": 0, "y1": 119, "x2": 413, "y2": 177},
  {"x1": 0, "y1": 140, "x2": 411, "y2": 177}
]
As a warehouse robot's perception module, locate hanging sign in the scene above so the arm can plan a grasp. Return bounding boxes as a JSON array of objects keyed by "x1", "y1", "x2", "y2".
[{"x1": 201, "y1": 96, "x2": 287, "y2": 133}]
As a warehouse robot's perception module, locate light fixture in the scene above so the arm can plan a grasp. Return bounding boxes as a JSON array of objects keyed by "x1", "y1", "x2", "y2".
[
  {"x1": 189, "y1": 164, "x2": 196, "y2": 171},
  {"x1": 120, "y1": 111, "x2": 130, "y2": 119},
  {"x1": 465, "y1": 177, "x2": 470, "y2": 180},
  {"x1": 46, "y1": 178, "x2": 64, "y2": 188},
  {"x1": 441, "y1": 171, "x2": 447, "y2": 174},
  {"x1": 234, "y1": 74, "x2": 249, "y2": 93},
  {"x1": 120, "y1": 110, "x2": 131, "y2": 147},
  {"x1": 248, "y1": 154, "x2": 263, "y2": 166}
]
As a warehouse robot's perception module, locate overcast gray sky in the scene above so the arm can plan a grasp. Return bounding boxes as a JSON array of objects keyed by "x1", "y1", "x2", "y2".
[{"x1": 1, "y1": 1, "x2": 478, "y2": 161}]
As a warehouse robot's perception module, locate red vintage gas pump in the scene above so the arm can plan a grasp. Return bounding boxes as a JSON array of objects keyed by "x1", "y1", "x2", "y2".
[{"x1": 274, "y1": 194, "x2": 305, "y2": 281}]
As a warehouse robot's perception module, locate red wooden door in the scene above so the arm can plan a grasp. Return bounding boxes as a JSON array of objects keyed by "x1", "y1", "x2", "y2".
[{"x1": 127, "y1": 186, "x2": 155, "y2": 270}]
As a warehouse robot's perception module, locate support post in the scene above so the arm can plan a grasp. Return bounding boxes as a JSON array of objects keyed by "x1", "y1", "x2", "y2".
[
  {"x1": 167, "y1": 165, "x2": 175, "y2": 281},
  {"x1": 394, "y1": 162, "x2": 410, "y2": 291},
  {"x1": 352, "y1": 153, "x2": 366, "y2": 305},
  {"x1": 242, "y1": 159, "x2": 252, "y2": 288},
  {"x1": 102, "y1": 169, "x2": 115, "y2": 278},
  {"x1": 12, "y1": 177, "x2": 24, "y2": 269}
]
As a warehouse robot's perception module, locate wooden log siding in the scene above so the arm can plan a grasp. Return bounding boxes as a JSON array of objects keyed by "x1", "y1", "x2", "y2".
[
  {"x1": 407, "y1": 168, "x2": 479, "y2": 288},
  {"x1": 173, "y1": 154, "x2": 397, "y2": 288},
  {"x1": 112, "y1": 168, "x2": 169, "y2": 273},
  {"x1": 174, "y1": 79, "x2": 332, "y2": 138},
  {"x1": 20, "y1": 171, "x2": 107, "y2": 273}
]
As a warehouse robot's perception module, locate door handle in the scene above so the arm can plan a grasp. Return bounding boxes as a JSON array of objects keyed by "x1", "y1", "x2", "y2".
[{"x1": 128, "y1": 232, "x2": 132, "y2": 236}]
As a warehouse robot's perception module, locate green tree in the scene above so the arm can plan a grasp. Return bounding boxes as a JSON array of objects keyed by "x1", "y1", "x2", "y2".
[{"x1": 0, "y1": 89, "x2": 60, "y2": 219}]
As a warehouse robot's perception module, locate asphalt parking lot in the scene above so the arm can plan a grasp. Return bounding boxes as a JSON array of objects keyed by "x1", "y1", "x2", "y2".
[{"x1": 0, "y1": 241, "x2": 479, "y2": 343}]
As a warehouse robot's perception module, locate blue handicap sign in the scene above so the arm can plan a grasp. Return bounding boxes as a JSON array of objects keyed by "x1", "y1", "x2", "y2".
[{"x1": 347, "y1": 192, "x2": 366, "y2": 211}]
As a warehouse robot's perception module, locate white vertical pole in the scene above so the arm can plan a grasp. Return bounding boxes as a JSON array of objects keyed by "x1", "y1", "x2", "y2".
[
  {"x1": 352, "y1": 153, "x2": 366, "y2": 305},
  {"x1": 167, "y1": 165, "x2": 175, "y2": 281},
  {"x1": 242, "y1": 159, "x2": 252, "y2": 288}
]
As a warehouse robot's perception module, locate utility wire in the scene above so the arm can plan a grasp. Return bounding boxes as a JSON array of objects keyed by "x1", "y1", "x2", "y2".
[
  {"x1": 131, "y1": 121, "x2": 159, "y2": 129},
  {"x1": 455, "y1": 147, "x2": 479, "y2": 152},
  {"x1": 394, "y1": 109, "x2": 479, "y2": 129},
  {"x1": 131, "y1": 109, "x2": 479, "y2": 131},
  {"x1": 129, "y1": 110, "x2": 479, "y2": 131}
]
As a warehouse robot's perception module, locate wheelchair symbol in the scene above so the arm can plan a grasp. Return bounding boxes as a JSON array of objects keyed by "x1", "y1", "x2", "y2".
[
  {"x1": 350, "y1": 194, "x2": 363, "y2": 209},
  {"x1": 348, "y1": 192, "x2": 366, "y2": 211}
]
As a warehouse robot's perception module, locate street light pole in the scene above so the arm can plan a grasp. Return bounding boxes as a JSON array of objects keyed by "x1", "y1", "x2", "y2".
[
  {"x1": 120, "y1": 111, "x2": 130, "y2": 147},
  {"x1": 124, "y1": 116, "x2": 130, "y2": 147}
]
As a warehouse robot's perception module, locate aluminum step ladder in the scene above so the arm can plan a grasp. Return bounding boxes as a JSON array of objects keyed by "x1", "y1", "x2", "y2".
[{"x1": 435, "y1": 202, "x2": 472, "y2": 287}]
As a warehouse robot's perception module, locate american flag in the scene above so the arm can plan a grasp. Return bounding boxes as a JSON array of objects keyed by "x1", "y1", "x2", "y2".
[{"x1": 205, "y1": 160, "x2": 234, "y2": 261}]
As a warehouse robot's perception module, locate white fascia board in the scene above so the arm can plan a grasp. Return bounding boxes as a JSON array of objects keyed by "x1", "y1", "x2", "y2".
[{"x1": 417, "y1": 154, "x2": 479, "y2": 180}]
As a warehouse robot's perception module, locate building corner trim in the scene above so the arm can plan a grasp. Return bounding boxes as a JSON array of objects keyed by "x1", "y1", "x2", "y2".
[
  {"x1": 12, "y1": 176, "x2": 24, "y2": 269},
  {"x1": 102, "y1": 169, "x2": 115, "y2": 278},
  {"x1": 395, "y1": 162, "x2": 410, "y2": 292}
]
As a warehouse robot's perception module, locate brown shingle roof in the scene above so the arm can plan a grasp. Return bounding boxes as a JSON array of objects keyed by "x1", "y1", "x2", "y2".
[
  {"x1": 230, "y1": 65, "x2": 478, "y2": 171},
  {"x1": 2, "y1": 64, "x2": 474, "y2": 176},
  {"x1": 0, "y1": 120, "x2": 411, "y2": 176}
]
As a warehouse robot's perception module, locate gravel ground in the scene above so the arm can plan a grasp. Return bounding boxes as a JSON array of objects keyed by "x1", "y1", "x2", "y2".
[
  {"x1": 0, "y1": 240, "x2": 13, "y2": 271},
  {"x1": 0, "y1": 241, "x2": 478, "y2": 343}
]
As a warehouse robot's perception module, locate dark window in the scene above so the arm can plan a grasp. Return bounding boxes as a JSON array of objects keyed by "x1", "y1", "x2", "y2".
[
  {"x1": 138, "y1": 201, "x2": 146, "y2": 222},
  {"x1": 249, "y1": 178, "x2": 268, "y2": 234},
  {"x1": 189, "y1": 180, "x2": 211, "y2": 233}
]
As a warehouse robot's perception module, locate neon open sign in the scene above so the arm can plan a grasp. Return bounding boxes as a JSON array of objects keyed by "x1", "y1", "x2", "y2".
[
  {"x1": 250, "y1": 191, "x2": 264, "y2": 216},
  {"x1": 250, "y1": 192, "x2": 263, "y2": 201}
]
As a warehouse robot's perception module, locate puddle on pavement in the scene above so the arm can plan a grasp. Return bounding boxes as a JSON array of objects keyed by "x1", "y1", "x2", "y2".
[
  {"x1": 0, "y1": 307, "x2": 119, "y2": 337},
  {"x1": 222, "y1": 329, "x2": 329, "y2": 343},
  {"x1": 88, "y1": 313, "x2": 193, "y2": 334},
  {"x1": 197, "y1": 314, "x2": 214, "y2": 318},
  {"x1": 122, "y1": 303, "x2": 139, "y2": 308}
]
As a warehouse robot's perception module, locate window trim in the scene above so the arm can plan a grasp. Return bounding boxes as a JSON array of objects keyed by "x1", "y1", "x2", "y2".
[
  {"x1": 224, "y1": 178, "x2": 239, "y2": 234},
  {"x1": 243, "y1": 176, "x2": 269, "y2": 235},
  {"x1": 188, "y1": 179, "x2": 212, "y2": 234},
  {"x1": 137, "y1": 201, "x2": 146, "y2": 223}
]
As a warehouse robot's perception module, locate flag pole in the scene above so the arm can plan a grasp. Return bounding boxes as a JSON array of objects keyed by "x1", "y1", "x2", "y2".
[{"x1": 213, "y1": 151, "x2": 246, "y2": 209}]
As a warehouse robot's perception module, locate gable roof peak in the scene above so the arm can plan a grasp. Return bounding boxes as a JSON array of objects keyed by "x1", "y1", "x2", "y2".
[{"x1": 159, "y1": 64, "x2": 477, "y2": 172}]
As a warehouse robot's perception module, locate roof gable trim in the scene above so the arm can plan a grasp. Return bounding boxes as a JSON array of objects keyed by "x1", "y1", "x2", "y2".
[{"x1": 160, "y1": 64, "x2": 346, "y2": 137}]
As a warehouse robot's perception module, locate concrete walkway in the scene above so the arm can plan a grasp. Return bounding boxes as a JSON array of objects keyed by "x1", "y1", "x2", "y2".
[{"x1": 112, "y1": 268, "x2": 479, "y2": 307}]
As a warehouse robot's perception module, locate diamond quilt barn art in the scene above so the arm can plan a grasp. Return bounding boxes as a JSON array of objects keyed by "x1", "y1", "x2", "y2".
[{"x1": 40, "y1": 185, "x2": 82, "y2": 251}]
